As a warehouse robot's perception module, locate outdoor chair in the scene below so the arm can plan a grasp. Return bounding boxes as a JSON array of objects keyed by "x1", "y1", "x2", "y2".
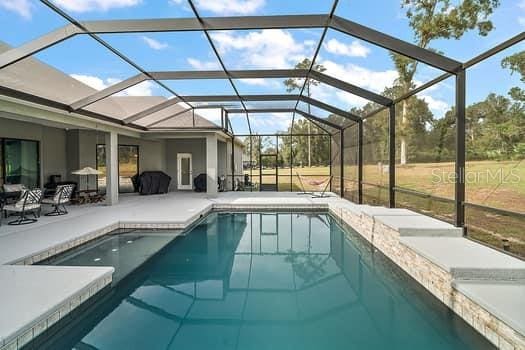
[
  {"x1": 42, "y1": 184, "x2": 74, "y2": 216},
  {"x1": 2, "y1": 189, "x2": 43, "y2": 226},
  {"x1": 296, "y1": 172, "x2": 333, "y2": 198}
]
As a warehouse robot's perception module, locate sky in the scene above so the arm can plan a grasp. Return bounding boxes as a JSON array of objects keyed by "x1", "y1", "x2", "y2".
[{"x1": 0, "y1": 0, "x2": 523, "y2": 134}]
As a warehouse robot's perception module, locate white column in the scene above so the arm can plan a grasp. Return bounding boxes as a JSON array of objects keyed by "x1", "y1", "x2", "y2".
[
  {"x1": 105, "y1": 131, "x2": 119, "y2": 205},
  {"x1": 206, "y1": 134, "x2": 218, "y2": 196}
]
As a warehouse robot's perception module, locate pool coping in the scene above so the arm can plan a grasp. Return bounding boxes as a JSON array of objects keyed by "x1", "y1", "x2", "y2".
[{"x1": 1, "y1": 198, "x2": 524, "y2": 350}]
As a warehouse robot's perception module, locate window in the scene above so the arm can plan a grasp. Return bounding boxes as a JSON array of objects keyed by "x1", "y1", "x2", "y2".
[
  {"x1": 0, "y1": 138, "x2": 40, "y2": 188},
  {"x1": 96, "y1": 144, "x2": 139, "y2": 193}
]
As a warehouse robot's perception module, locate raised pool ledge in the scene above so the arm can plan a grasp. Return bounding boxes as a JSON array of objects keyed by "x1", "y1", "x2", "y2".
[
  {"x1": 0, "y1": 265, "x2": 113, "y2": 350},
  {"x1": 328, "y1": 200, "x2": 525, "y2": 350}
]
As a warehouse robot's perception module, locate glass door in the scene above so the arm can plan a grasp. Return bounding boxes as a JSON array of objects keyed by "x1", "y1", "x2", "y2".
[
  {"x1": 3, "y1": 138, "x2": 40, "y2": 188},
  {"x1": 177, "y1": 153, "x2": 193, "y2": 190}
]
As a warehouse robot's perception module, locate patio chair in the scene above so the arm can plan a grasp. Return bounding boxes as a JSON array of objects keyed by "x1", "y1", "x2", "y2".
[
  {"x1": 42, "y1": 184, "x2": 74, "y2": 216},
  {"x1": 2, "y1": 189, "x2": 43, "y2": 226}
]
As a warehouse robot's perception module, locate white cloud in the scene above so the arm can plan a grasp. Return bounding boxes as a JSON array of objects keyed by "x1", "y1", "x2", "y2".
[
  {"x1": 140, "y1": 36, "x2": 169, "y2": 50},
  {"x1": 193, "y1": 0, "x2": 265, "y2": 15},
  {"x1": 70, "y1": 74, "x2": 154, "y2": 96},
  {"x1": 324, "y1": 38, "x2": 370, "y2": 58},
  {"x1": 211, "y1": 29, "x2": 309, "y2": 69},
  {"x1": 70, "y1": 74, "x2": 109, "y2": 91},
  {"x1": 51, "y1": 0, "x2": 141, "y2": 12},
  {"x1": 238, "y1": 78, "x2": 281, "y2": 87},
  {"x1": 187, "y1": 58, "x2": 220, "y2": 70},
  {"x1": 0, "y1": 0, "x2": 33, "y2": 20},
  {"x1": 118, "y1": 81, "x2": 155, "y2": 96},
  {"x1": 320, "y1": 60, "x2": 398, "y2": 94},
  {"x1": 420, "y1": 94, "x2": 449, "y2": 116}
]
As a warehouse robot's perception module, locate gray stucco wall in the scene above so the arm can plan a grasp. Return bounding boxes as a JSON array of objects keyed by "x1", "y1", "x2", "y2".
[
  {"x1": 0, "y1": 117, "x2": 67, "y2": 186},
  {"x1": 165, "y1": 138, "x2": 206, "y2": 190}
]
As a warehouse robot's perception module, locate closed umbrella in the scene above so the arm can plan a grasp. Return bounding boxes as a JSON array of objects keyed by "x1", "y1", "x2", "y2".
[{"x1": 72, "y1": 167, "x2": 102, "y2": 191}]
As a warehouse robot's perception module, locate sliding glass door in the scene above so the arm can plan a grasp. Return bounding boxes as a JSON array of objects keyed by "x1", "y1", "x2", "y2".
[{"x1": 0, "y1": 138, "x2": 40, "y2": 188}]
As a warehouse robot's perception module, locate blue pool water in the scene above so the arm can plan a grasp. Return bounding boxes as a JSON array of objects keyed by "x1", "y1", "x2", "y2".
[{"x1": 37, "y1": 212, "x2": 494, "y2": 350}]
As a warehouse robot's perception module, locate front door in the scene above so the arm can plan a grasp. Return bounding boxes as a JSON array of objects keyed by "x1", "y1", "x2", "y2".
[{"x1": 177, "y1": 153, "x2": 193, "y2": 190}]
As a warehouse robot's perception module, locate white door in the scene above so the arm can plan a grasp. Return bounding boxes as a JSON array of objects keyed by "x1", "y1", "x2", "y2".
[{"x1": 177, "y1": 153, "x2": 193, "y2": 190}]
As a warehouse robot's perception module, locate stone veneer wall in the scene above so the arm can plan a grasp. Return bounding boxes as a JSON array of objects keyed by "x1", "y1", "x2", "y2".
[{"x1": 329, "y1": 204, "x2": 525, "y2": 350}]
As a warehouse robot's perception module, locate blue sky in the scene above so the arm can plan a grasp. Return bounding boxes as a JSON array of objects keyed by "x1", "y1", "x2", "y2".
[{"x1": 0, "y1": 0, "x2": 523, "y2": 134}]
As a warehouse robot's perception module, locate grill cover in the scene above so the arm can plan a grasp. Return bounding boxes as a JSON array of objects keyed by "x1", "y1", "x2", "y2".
[{"x1": 137, "y1": 171, "x2": 171, "y2": 195}]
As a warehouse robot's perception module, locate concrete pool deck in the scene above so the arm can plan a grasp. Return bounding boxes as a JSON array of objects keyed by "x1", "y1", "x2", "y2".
[{"x1": 0, "y1": 192, "x2": 523, "y2": 349}]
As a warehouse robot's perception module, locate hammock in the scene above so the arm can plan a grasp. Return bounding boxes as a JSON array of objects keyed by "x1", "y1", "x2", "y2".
[{"x1": 296, "y1": 172, "x2": 333, "y2": 198}]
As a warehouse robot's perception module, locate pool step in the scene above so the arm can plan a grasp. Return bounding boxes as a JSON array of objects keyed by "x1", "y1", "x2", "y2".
[
  {"x1": 401, "y1": 236, "x2": 525, "y2": 281},
  {"x1": 452, "y1": 280, "x2": 525, "y2": 341}
]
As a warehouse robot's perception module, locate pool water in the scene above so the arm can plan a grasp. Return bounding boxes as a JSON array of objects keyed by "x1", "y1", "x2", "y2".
[{"x1": 37, "y1": 212, "x2": 494, "y2": 350}]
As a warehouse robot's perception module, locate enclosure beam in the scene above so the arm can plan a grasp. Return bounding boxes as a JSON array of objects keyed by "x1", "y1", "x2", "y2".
[
  {"x1": 82, "y1": 15, "x2": 329, "y2": 33},
  {"x1": 182, "y1": 94, "x2": 300, "y2": 102},
  {"x1": 455, "y1": 69, "x2": 466, "y2": 230},
  {"x1": 309, "y1": 70, "x2": 391, "y2": 106},
  {"x1": 340, "y1": 129, "x2": 344, "y2": 198},
  {"x1": 294, "y1": 110, "x2": 342, "y2": 130},
  {"x1": 301, "y1": 96, "x2": 360, "y2": 122},
  {"x1": 0, "y1": 14, "x2": 461, "y2": 75},
  {"x1": 145, "y1": 107, "x2": 192, "y2": 128},
  {"x1": 388, "y1": 104, "x2": 396, "y2": 208},
  {"x1": 70, "y1": 73, "x2": 148, "y2": 110},
  {"x1": 0, "y1": 24, "x2": 83, "y2": 69},
  {"x1": 330, "y1": 16, "x2": 461, "y2": 73},
  {"x1": 0, "y1": 85, "x2": 147, "y2": 131},
  {"x1": 358, "y1": 120, "x2": 363, "y2": 204},
  {"x1": 123, "y1": 98, "x2": 182, "y2": 124},
  {"x1": 70, "y1": 69, "x2": 391, "y2": 111},
  {"x1": 225, "y1": 108, "x2": 295, "y2": 114}
]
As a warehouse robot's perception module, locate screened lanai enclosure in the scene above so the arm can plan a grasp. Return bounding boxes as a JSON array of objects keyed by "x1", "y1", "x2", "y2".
[{"x1": 0, "y1": 0, "x2": 523, "y2": 258}]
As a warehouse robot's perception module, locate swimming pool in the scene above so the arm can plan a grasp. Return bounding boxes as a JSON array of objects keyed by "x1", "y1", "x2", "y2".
[{"x1": 34, "y1": 212, "x2": 494, "y2": 349}]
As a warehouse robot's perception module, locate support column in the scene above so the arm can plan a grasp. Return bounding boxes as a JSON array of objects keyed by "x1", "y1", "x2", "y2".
[
  {"x1": 388, "y1": 104, "x2": 396, "y2": 208},
  {"x1": 105, "y1": 131, "x2": 118, "y2": 206},
  {"x1": 340, "y1": 129, "x2": 344, "y2": 198},
  {"x1": 358, "y1": 120, "x2": 363, "y2": 204},
  {"x1": 455, "y1": 69, "x2": 466, "y2": 231},
  {"x1": 206, "y1": 134, "x2": 218, "y2": 196}
]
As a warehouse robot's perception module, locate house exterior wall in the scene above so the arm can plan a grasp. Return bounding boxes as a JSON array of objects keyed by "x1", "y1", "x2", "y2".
[
  {"x1": 165, "y1": 138, "x2": 206, "y2": 190},
  {"x1": 0, "y1": 117, "x2": 67, "y2": 186}
]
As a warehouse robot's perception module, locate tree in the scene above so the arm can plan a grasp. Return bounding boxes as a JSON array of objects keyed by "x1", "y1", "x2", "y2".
[
  {"x1": 502, "y1": 50, "x2": 525, "y2": 101},
  {"x1": 394, "y1": 0, "x2": 500, "y2": 165},
  {"x1": 284, "y1": 58, "x2": 327, "y2": 167}
]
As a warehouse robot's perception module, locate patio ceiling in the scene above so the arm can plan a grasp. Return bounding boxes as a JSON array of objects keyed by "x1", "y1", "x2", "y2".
[{"x1": 0, "y1": 0, "x2": 503, "y2": 136}]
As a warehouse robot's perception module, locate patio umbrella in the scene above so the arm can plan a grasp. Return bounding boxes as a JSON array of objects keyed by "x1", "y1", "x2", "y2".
[{"x1": 72, "y1": 167, "x2": 102, "y2": 191}]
